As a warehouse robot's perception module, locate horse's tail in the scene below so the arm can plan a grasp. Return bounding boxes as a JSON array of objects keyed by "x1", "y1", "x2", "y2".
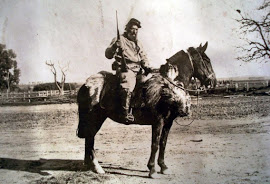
[{"x1": 77, "y1": 84, "x2": 92, "y2": 138}]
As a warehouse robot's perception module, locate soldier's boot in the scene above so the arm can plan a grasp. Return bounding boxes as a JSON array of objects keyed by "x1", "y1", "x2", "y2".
[{"x1": 120, "y1": 89, "x2": 135, "y2": 123}]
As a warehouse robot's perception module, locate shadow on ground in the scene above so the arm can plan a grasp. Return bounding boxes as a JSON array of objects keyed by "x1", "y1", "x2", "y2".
[
  {"x1": 0, "y1": 157, "x2": 148, "y2": 178},
  {"x1": 0, "y1": 158, "x2": 85, "y2": 175}
]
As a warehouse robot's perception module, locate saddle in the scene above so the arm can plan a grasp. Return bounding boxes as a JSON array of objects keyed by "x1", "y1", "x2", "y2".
[
  {"x1": 101, "y1": 73, "x2": 153, "y2": 109},
  {"x1": 84, "y1": 71, "x2": 152, "y2": 110}
]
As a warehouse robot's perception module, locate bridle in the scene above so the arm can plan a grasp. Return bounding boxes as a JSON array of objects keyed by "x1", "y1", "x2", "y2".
[
  {"x1": 187, "y1": 48, "x2": 215, "y2": 88},
  {"x1": 206, "y1": 73, "x2": 215, "y2": 80},
  {"x1": 205, "y1": 72, "x2": 215, "y2": 87},
  {"x1": 202, "y1": 57, "x2": 215, "y2": 84},
  {"x1": 163, "y1": 49, "x2": 213, "y2": 93},
  {"x1": 186, "y1": 50, "x2": 195, "y2": 73}
]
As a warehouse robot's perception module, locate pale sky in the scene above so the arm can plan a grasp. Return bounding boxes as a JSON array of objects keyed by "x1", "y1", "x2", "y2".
[{"x1": 0, "y1": 0, "x2": 269, "y2": 84}]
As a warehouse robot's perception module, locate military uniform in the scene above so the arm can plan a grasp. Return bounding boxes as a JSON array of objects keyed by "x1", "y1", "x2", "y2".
[
  {"x1": 105, "y1": 18, "x2": 150, "y2": 122},
  {"x1": 106, "y1": 34, "x2": 149, "y2": 90}
]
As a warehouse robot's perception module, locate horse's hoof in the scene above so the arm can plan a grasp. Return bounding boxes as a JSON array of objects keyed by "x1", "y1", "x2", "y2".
[
  {"x1": 149, "y1": 171, "x2": 159, "y2": 179},
  {"x1": 160, "y1": 167, "x2": 171, "y2": 175},
  {"x1": 94, "y1": 166, "x2": 105, "y2": 174},
  {"x1": 84, "y1": 159, "x2": 105, "y2": 174},
  {"x1": 92, "y1": 159, "x2": 105, "y2": 174}
]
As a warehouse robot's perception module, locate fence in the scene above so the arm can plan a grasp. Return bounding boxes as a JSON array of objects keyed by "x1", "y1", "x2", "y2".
[
  {"x1": 1, "y1": 80, "x2": 269, "y2": 102},
  {"x1": 219, "y1": 80, "x2": 269, "y2": 91},
  {"x1": 0, "y1": 90, "x2": 77, "y2": 101}
]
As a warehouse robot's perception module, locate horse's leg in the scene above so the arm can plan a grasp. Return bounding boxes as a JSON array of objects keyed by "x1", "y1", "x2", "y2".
[
  {"x1": 84, "y1": 106, "x2": 107, "y2": 173},
  {"x1": 147, "y1": 119, "x2": 164, "y2": 178},
  {"x1": 158, "y1": 120, "x2": 173, "y2": 175},
  {"x1": 85, "y1": 136, "x2": 105, "y2": 173}
]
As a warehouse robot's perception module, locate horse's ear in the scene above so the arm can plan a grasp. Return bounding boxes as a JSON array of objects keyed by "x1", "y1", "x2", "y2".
[
  {"x1": 199, "y1": 43, "x2": 202, "y2": 48},
  {"x1": 201, "y1": 42, "x2": 208, "y2": 52}
]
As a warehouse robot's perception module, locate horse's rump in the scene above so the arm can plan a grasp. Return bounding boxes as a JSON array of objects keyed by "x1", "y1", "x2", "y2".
[
  {"x1": 84, "y1": 72, "x2": 105, "y2": 107},
  {"x1": 83, "y1": 71, "x2": 117, "y2": 109}
]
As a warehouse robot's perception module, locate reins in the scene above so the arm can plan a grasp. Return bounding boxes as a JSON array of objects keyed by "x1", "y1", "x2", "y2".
[
  {"x1": 163, "y1": 76, "x2": 209, "y2": 93},
  {"x1": 163, "y1": 77, "x2": 186, "y2": 91},
  {"x1": 175, "y1": 119, "x2": 195, "y2": 126}
]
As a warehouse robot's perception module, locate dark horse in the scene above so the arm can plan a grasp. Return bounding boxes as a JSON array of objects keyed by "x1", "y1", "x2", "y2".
[{"x1": 77, "y1": 42, "x2": 216, "y2": 178}]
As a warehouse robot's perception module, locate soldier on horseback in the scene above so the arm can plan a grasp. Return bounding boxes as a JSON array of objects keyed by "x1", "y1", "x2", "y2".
[{"x1": 105, "y1": 18, "x2": 152, "y2": 123}]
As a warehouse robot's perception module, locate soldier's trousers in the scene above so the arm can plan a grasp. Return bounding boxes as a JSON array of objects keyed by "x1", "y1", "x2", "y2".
[{"x1": 118, "y1": 69, "x2": 137, "y2": 91}]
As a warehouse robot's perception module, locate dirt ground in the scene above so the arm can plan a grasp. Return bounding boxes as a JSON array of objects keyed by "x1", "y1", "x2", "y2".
[{"x1": 0, "y1": 96, "x2": 270, "y2": 184}]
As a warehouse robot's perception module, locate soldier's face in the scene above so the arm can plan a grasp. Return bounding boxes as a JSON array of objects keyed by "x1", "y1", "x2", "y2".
[{"x1": 127, "y1": 25, "x2": 138, "y2": 41}]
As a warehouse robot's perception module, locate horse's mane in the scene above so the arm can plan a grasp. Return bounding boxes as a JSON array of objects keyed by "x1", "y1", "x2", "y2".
[
  {"x1": 166, "y1": 50, "x2": 187, "y2": 64},
  {"x1": 187, "y1": 47, "x2": 197, "y2": 55}
]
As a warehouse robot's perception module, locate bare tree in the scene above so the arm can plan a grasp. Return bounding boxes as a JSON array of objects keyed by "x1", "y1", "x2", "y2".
[
  {"x1": 236, "y1": 0, "x2": 270, "y2": 62},
  {"x1": 45, "y1": 61, "x2": 70, "y2": 95}
]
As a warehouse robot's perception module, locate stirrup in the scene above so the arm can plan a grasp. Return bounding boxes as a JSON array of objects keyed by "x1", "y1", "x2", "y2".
[{"x1": 126, "y1": 113, "x2": 135, "y2": 122}]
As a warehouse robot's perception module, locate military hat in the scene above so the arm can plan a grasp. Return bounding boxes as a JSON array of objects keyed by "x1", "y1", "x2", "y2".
[{"x1": 126, "y1": 18, "x2": 141, "y2": 28}]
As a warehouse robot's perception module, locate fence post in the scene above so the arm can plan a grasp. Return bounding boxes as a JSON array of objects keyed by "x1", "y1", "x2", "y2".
[
  {"x1": 28, "y1": 91, "x2": 31, "y2": 103},
  {"x1": 235, "y1": 83, "x2": 238, "y2": 91}
]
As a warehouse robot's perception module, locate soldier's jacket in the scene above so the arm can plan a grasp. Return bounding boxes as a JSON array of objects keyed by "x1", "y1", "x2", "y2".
[{"x1": 105, "y1": 34, "x2": 149, "y2": 72}]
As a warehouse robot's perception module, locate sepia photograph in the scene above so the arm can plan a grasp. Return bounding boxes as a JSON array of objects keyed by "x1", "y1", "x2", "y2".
[{"x1": 0, "y1": 0, "x2": 270, "y2": 183}]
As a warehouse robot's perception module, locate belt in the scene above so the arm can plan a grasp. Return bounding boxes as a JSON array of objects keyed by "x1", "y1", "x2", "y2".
[
  {"x1": 129, "y1": 65, "x2": 141, "y2": 70},
  {"x1": 115, "y1": 55, "x2": 141, "y2": 64}
]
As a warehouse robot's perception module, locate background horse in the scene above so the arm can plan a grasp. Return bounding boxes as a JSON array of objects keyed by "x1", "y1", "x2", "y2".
[{"x1": 77, "y1": 42, "x2": 216, "y2": 178}]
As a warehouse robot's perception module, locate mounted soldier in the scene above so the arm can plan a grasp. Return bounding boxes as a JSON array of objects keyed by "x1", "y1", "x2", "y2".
[
  {"x1": 78, "y1": 30, "x2": 216, "y2": 176},
  {"x1": 105, "y1": 17, "x2": 152, "y2": 123},
  {"x1": 77, "y1": 12, "x2": 217, "y2": 177}
]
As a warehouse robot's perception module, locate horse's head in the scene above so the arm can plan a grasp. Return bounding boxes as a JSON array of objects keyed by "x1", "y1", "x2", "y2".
[
  {"x1": 165, "y1": 43, "x2": 216, "y2": 88},
  {"x1": 187, "y1": 42, "x2": 217, "y2": 88}
]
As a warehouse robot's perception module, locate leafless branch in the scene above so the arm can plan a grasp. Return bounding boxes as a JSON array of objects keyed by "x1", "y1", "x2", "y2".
[
  {"x1": 258, "y1": 0, "x2": 270, "y2": 10},
  {"x1": 45, "y1": 61, "x2": 56, "y2": 75},
  {"x1": 45, "y1": 60, "x2": 70, "y2": 94},
  {"x1": 236, "y1": 2, "x2": 270, "y2": 62}
]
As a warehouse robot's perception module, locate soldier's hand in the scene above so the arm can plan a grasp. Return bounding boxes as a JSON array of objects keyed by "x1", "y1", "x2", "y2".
[
  {"x1": 144, "y1": 66, "x2": 153, "y2": 74},
  {"x1": 114, "y1": 40, "x2": 123, "y2": 49}
]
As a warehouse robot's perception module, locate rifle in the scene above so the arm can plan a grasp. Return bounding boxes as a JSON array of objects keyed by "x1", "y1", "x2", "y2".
[{"x1": 116, "y1": 11, "x2": 128, "y2": 72}]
